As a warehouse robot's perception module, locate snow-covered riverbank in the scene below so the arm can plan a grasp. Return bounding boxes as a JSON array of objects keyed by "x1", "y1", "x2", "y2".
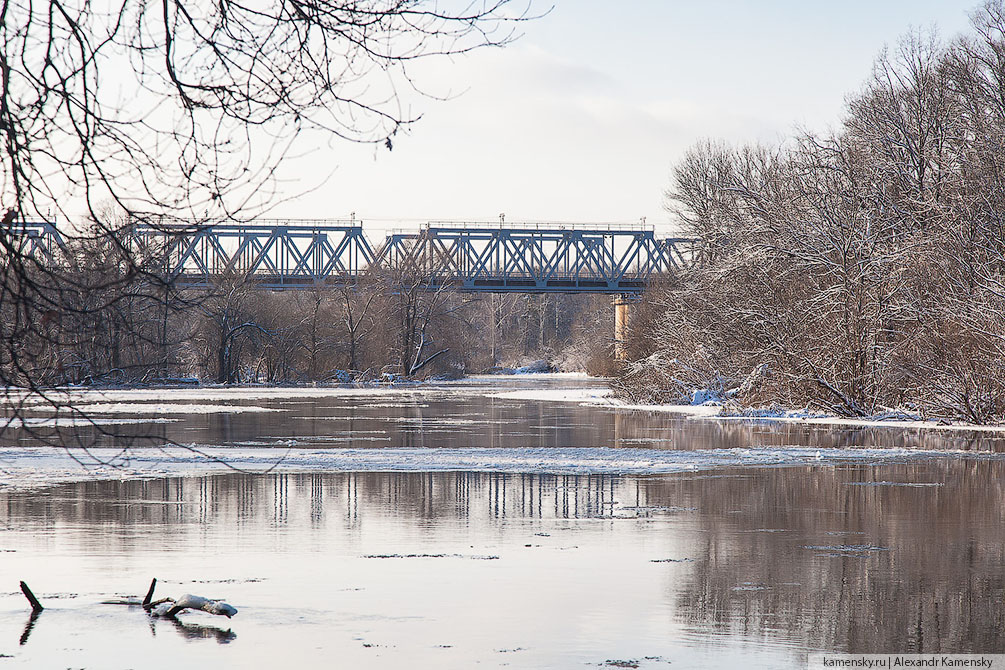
[{"x1": 489, "y1": 383, "x2": 1005, "y2": 434}]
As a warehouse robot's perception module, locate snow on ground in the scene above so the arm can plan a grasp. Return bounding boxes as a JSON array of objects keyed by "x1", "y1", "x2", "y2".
[
  {"x1": 534, "y1": 389, "x2": 1005, "y2": 434},
  {"x1": 460, "y1": 372, "x2": 591, "y2": 382},
  {"x1": 717, "y1": 412, "x2": 1005, "y2": 433},
  {"x1": 0, "y1": 445, "x2": 996, "y2": 490},
  {"x1": 616, "y1": 400, "x2": 1005, "y2": 433},
  {"x1": 484, "y1": 377, "x2": 1005, "y2": 433}
]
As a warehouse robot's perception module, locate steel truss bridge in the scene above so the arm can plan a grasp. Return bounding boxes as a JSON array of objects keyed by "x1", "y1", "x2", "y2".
[{"x1": 10, "y1": 220, "x2": 694, "y2": 294}]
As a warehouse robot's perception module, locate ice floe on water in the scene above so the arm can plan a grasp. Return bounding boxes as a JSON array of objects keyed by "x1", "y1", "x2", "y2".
[
  {"x1": 359, "y1": 402, "x2": 431, "y2": 409},
  {"x1": 801, "y1": 544, "x2": 890, "y2": 558},
  {"x1": 395, "y1": 417, "x2": 488, "y2": 426},
  {"x1": 2, "y1": 417, "x2": 180, "y2": 428},
  {"x1": 5, "y1": 377, "x2": 1005, "y2": 436},
  {"x1": 362, "y1": 553, "x2": 500, "y2": 560},
  {"x1": 0, "y1": 445, "x2": 1000, "y2": 490},
  {"x1": 845, "y1": 481, "x2": 943, "y2": 487},
  {"x1": 0, "y1": 385, "x2": 437, "y2": 409},
  {"x1": 489, "y1": 387, "x2": 612, "y2": 403},
  {"x1": 72, "y1": 403, "x2": 282, "y2": 414}
]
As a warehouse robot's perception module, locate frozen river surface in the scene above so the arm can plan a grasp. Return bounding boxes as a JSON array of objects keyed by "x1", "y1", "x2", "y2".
[{"x1": 0, "y1": 376, "x2": 1004, "y2": 668}]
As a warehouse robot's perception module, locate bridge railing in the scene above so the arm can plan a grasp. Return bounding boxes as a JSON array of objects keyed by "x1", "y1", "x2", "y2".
[{"x1": 422, "y1": 219, "x2": 657, "y2": 232}]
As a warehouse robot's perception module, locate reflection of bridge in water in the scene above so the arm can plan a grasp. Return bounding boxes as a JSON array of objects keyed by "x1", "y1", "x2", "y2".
[
  {"x1": 13, "y1": 220, "x2": 695, "y2": 295},
  {"x1": 4, "y1": 465, "x2": 1000, "y2": 656}
]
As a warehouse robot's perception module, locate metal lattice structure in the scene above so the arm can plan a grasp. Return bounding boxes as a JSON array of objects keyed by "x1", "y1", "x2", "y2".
[
  {"x1": 129, "y1": 221, "x2": 375, "y2": 288},
  {"x1": 372, "y1": 225, "x2": 692, "y2": 293},
  {"x1": 6, "y1": 221, "x2": 65, "y2": 264},
  {"x1": 6, "y1": 220, "x2": 694, "y2": 293}
]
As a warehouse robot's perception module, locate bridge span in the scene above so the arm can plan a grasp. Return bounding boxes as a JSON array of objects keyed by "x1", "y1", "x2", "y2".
[{"x1": 11, "y1": 219, "x2": 694, "y2": 295}]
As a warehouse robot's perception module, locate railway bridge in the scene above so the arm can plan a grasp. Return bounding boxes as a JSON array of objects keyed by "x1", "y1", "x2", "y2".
[{"x1": 10, "y1": 219, "x2": 696, "y2": 352}]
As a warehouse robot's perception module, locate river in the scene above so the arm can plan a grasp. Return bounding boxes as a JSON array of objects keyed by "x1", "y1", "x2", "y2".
[{"x1": 0, "y1": 375, "x2": 1002, "y2": 668}]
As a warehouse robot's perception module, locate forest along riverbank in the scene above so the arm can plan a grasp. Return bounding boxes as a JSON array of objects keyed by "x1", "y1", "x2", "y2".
[{"x1": 0, "y1": 376, "x2": 1003, "y2": 668}]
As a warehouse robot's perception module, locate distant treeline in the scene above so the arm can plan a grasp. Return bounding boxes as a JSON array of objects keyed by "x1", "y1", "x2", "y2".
[{"x1": 620, "y1": 3, "x2": 1005, "y2": 422}]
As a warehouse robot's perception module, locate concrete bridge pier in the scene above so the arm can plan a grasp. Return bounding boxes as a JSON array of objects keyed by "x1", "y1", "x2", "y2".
[{"x1": 613, "y1": 294, "x2": 633, "y2": 361}]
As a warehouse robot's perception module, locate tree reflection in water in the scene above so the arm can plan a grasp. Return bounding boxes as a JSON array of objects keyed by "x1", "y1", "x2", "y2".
[
  {"x1": 17, "y1": 604, "x2": 235, "y2": 647},
  {"x1": 652, "y1": 460, "x2": 1005, "y2": 653},
  {"x1": 3, "y1": 461, "x2": 1004, "y2": 655},
  {"x1": 161, "y1": 618, "x2": 236, "y2": 644}
]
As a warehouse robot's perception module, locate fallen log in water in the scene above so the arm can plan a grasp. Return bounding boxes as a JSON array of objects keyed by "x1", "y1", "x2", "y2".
[
  {"x1": 16, "y1": 577, "x2": 235, "y2": 648},
  {"x1": 143, "y1": 578, "x2": 157, "y2": 608},
  {"x1": 17, "y1": 581, "x2": 43, "y2": 646},
  {"x1": 141, "y1": 577, "x2": 236, "y2": 618},
  {"x1": 151, "y1": 594, "x2": 238, "y2": 619},
  {"x1": 102, "y1": 578, "x2": 237, "y2": 619},
  {"x1": 19, "y1": 582, "x2": 42, "y2": 613}
]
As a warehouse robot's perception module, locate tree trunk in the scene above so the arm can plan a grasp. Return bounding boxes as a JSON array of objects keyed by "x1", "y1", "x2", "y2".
[{"x1": 217, "y1": 329, "x2": 228, "y2": 384}]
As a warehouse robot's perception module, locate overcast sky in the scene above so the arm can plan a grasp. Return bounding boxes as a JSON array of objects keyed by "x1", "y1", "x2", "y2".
[{"x1": 277, "y1": 0, "x2": 978, "y2": 235}]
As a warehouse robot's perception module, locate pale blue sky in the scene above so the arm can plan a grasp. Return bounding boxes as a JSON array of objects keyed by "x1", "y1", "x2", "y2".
[{"x1": 279, "y1": 1, "x2": 978, "y2": 234}]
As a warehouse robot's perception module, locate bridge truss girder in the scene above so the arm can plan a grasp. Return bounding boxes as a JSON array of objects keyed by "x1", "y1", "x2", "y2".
[
  {"x1": 130, "y1": 221, "x2": 375, "y2": 288},
  {"x1": 7, "y1": 222, "x2": 65, "y2": 265},
  {"x1": 371, "y1": 226, "x2": 692, "y2": 294},
  {"x1": 7, "y1": 221, "x2": 694, "y2": 294}
]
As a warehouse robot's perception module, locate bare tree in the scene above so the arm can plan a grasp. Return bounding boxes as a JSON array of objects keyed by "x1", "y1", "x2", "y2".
[
  {"x1": 337, "y1": 280, "x2": 380, "y2": 375},
  {"x1": 622, "y1": 5, "x2": 1005, "y2": 423},
  {"x1": 1, "y1": 1, "x2": 530, "y2": 222},
  {"x1": 194, "y1": 275, "x2": 268, "y2": 384},
  {"x1": 391, "y1": 274, "x2": 452, "y2": 377},
  {"x1": 0, "y1": 0, "x2": 533, "y2": 438}
]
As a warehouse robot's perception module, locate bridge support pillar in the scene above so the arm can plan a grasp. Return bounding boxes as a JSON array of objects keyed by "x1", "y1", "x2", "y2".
[{"x1": 613, "y1": 294, "x2": 632, "y2": 361}]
